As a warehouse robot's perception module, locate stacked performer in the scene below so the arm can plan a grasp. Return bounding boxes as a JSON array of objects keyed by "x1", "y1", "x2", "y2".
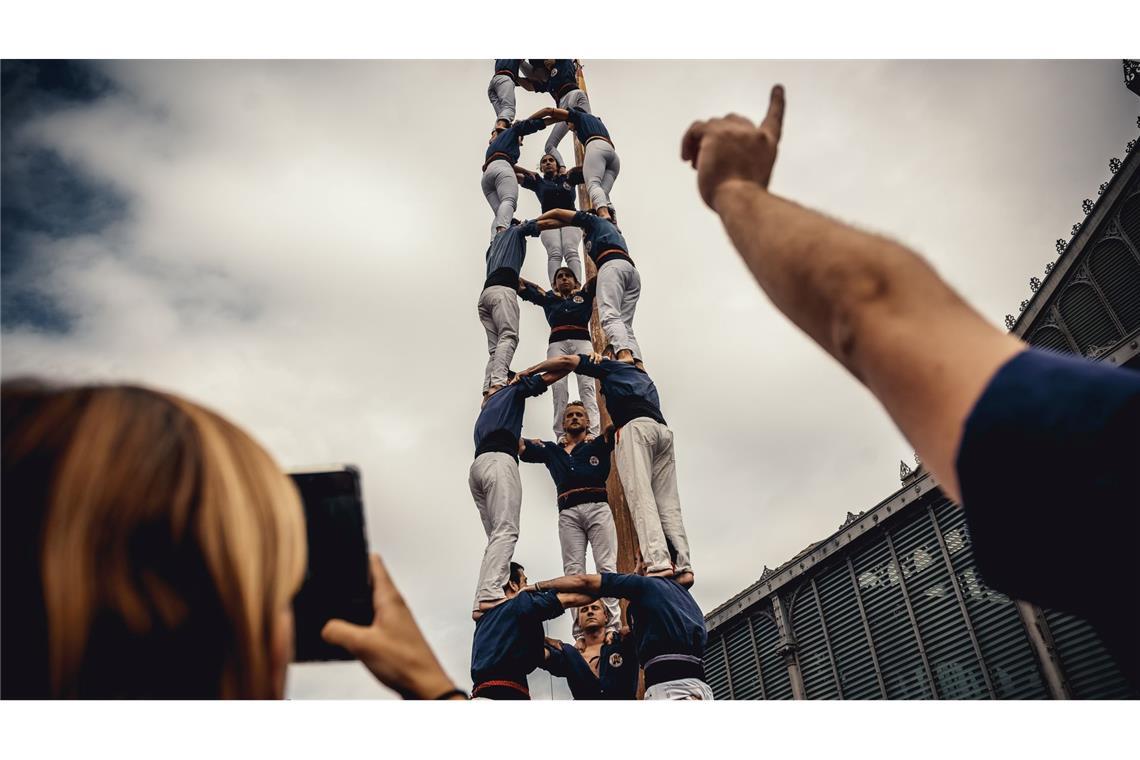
[
  {"x1": 515, "y1": 154, "x2": 585, "y2": 282},
  {"x1": 540, "y1": 106, "x2": 620, "y2": 221},
  {"x1": 486, "y1": 59, "x2": 538, "y2": 129},
  {"x1": 539, "y1": 600, "x2": 639, "y2": 700},
  {"x1": 524, "y1": 566, "x2": 712, "y2": 700},
  {"x1": 518, "y1": 351, "x2": 692, "y2": 578},
  {"x1": 469, "y1": 369, "x2": 555, "y2": 619},
  {"x1": 481, "y1": 109, "x2": 552, "y2": 237},
  {"x1": 536, "y1": 207, "x2": 641, "y2": 365},
  {"x1": 470, "y1": 562, "x2": 594, "y2": 699},
  {"x1": 517, "y1": 267, "x2": 600, "y2": 438},
  {"x1": 519, "y1": 403, "x2": 619, "y2": 637},
  {"x1": 521, "y1": 59, "x2": 591, "y2": 169}
]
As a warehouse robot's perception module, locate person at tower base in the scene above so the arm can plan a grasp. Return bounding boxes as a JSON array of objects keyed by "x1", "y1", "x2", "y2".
[
  {"x1": 525, "y1": 563, "x2": 712, "y2": 700},
  {"x1": 481, "y1": 110, "x2": 551, "y2": 236},
  {"x1": 538, "y1": 106, "x2": 620, "y2": 220},
  {"x1": 470, "y1": 562, "x2": 593, "y2": 699},
  {"x1": 469, "y1": 371, "x2": 555, "y2": 618},
  {"x1": 522, "y1": 59, "x2": 591, "y2": 169},
  {"x1": 679, "y1": 84, "x2": 1140, "y2": 687},
  {"x1": 540, "y1": 600, "x2": 639, "y2": 700},
  {"x1": 516, "y1": 154, "x2": 585, "y2": 281},
  {"x1": 536, "y1": 207, "x2": 641, "y2": 365},
  {"x1": 520, "y1": 402, "x2": 618, "y2": 635},
  {"x1": 518, "y1": 267, "x2": 599, "y2": 437},
  {"x1": 515, "y1": 352, "x2": 691, "y2": 578}
]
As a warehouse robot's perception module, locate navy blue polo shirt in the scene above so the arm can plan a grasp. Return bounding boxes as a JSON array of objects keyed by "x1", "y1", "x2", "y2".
[
  {"x1": 474, "y1": 374, "x2": 549, "y2": 459},
  {"x1": 471, "y1": 590, "x2": 565, "y2": 688},
  {"x1": 493, "y1": 59, "x2": 521, "y2": 81},
  {"x1": 520, "y1": 169, "x2": 583, "y2": 213},
  {"x1": 575, "y1": 354, "x2": 665, "y2": 430},
  {"x1": 530, "y1": 58, "x2": 579, "y2": 103},
  {"x1": 566, "y1": 108, "x2": 612, "y2": 145},
  {"x1": 518, "y1": 282, "x2": 593, "y2": 343},
  {"x1": 484, "y1": 118, "x2": 546, "y2": 170},
  {"x1": 571, "y1": 211, "x2": 632, "y2": 270},
  {"x1": 484, "y1": 220, "x2": 539, "y2": 289},
  {"x1": 599, "y1": 573, "x2": 706, "y2": 668},
  {"x1": 541, "y1": 633, "x2": 639, "y2": 700},
  {"x1": 520, "y1": 434, "x2": 613, "y2": 509},
  {"x1": 957, "y1": 348, "x2": 1140, "y2": 687}
]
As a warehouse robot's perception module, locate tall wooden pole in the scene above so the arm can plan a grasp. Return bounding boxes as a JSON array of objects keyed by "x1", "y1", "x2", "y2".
[{"x1": 571, "y1": 60, "x2": 641, "y2": 578}]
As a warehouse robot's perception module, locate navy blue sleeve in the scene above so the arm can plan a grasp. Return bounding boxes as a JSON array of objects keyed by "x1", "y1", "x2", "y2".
[
  {"x1": 519, "y1": 373, "x2": 550, "y2": 398},
  {"x1": 599, "y1": 572, "x2": 651, "y2": 601},
  {"x1": 574, "y1": 353, "x2": 604, "y2": 379},
  {"x1": 540, "y1": 641, "x2": 570, "y2": 677},
  {"x1": 957, "y1": 349, "x2": 1140, "y2": 625},
  {"x1": 520, "y1": 590, "x2": 565, "y2": 622},
  {"x1": 566, "y1": 167, "x2": 584, "y2": 186},
  {"x1": 565, "y1": 108, "x2": 583, "y2": 131},
  {"x1": 519, "y1": 439, "x2": 549, "y2": 464},
  {"x1": 516, "y1": 118, "x2": 547, "y2": 137},
  {"x1": 570, "y1": 210, "x2": 596, "y2": 232},
  {"x1": 519, "y1": 219, "x2": 540, "y2": 237},
  {"x1": 519, "y1": 173, "x2": 538, "y2": 191},
  {"x1": 517, "y1": 282, "x2": 546, "y2": 306}
]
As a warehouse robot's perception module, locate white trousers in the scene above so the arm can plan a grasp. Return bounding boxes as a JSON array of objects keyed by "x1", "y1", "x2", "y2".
[
  {"x1": 596, "y1": 259, "x2": 642, "y2": 360},
  {"x1": 644, "y1": 678, "x2": 715, "y2": 700},
  {"x1": 545, "y1": 89, "x2": 591, "y2": 168},
  {"x1": 582, "y1": 140, "x2": 620, "y2": 211},
  {"x1": 469, "y1": 452, "x2": 522, "y2": 611},
  {"x1": 478, "y1": 285, "x2": 519, "y2": 392},
  {"x1": 547, "y1": 338, "x2": 600, "y2": 438},
  {"x1": 615, "y1": 418, "x2": 691, "y2": 574},
  {"x1": 558, "y1": 501, "x2": 620, "y2": 638},
  {"x1": 481, "y1": 161, "x2": 518, "y2": 236},
  {"x1": 540, "y1": 226, "x2": 584, "y2": 284},
  {"x1": 487, "y1": 73, "x2": 515, "y2": 122}
]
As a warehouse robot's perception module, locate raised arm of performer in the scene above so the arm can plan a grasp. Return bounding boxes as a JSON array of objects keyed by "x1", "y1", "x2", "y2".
[{"x1": 681, "y1": 85, "x2": 1023, "y2": 504}]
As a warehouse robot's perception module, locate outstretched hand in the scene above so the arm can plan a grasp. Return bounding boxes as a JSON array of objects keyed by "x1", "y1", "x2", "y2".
[
  {"x1": 681, "y1": 84, "x2": 786, "y2": 209},
  {"x1": 322, "y1": 554, "x2": 460, "y2": 699}
]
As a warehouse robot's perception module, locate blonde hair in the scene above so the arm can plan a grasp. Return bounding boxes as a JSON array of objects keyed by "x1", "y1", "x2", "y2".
[{"x1": 1, "y1": 382, "x2": 306, "y2": 698}]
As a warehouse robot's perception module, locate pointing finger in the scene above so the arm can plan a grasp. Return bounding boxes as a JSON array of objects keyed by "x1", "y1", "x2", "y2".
[
  {"x1": 761, "y1": 84, "x2": 786, "y2": 142},
  {"x1": 680, "y1": 120, "x2": 707, "y2": 165}
]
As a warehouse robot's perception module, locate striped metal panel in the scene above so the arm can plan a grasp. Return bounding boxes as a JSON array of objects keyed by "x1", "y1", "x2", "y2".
[
  {"x1": 816, "y1": 560, "x2": 885, "y2": 698},
  {"x1": 1120, "y1": 193, "x2": 1140, "y2": 252},
  {"x1": 890, "y1": 508, "x2": 990, "y2": 698},
  {"x1": 1042, "y1": 610, "x2": 1138, "y2": 699},
  {"x1": 931, "y1": 500, "x2": 1050, "y2": 699},
  {"x1": 704, "y1": 635, "x2": 732, "y2": 699},
  {"x1": 1088, "y1": 238, "x2": 1140, "y2": 332},
  {"x1": 789, "y1": 583, "x2": 841, "y2": 698},
  {"x1": 1028, "y1": 324, "x2": 1076, "y2": 355},
  {"x1": 1057, "y1": 282, "x2": 1121, "y2": 355},
  {"x1": 850, "y1": 523, "x2": 934, "y2": 699},
  {"x1": 753, "y1": 609, "x2": 793, "y2": 700},
  {"x1": 724, "y1": 614, "x2": 765, "y2": 700}
]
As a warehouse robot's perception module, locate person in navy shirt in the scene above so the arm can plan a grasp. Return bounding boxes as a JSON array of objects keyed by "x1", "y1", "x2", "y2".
[
  {"x1": 525, "y1": 565, "x2": 713, "y2": 700},
  {"x1": 487, "y1": 59, "x2": 538, "y2": 129},
  {"x1": 520, "y1": 402, "x2": 618, "y2": 635},
  {"x1": 539, "y1": 599, "x2": 639, "y2": 700},
  {"x1": 470, "y1": 562, "x2": 593, "y2": 699},
  {"x1": 536, "y1": 207, "x2": 642, "y2": 364},
  {"x1": 479, "y1": 218, "x2": 544, "y2": 396},
  {"x1": 682, "y1": 85, "x2": 1139, "y2": 687},
  {"x1": 516, "y1": 153, "x2": 585, "y2": 281},
  {"x1": 538, "y1": 106, "x2": 620, "y2": 220},
  {"x1": 515, "y1": 352, "x2": 692, "y2": 577},
  {"x1": 517, "y1": 266, "x2": 599, "y2": 437},
  {"x1": 520, "y1": 59, "x2": 591, "y2": 168},
  {"x1": 481, "y1": 109, "x2": 551, "y2": 236},
  {"x1": 469, "y1": 372, "x2": 552, "y2": 617}
]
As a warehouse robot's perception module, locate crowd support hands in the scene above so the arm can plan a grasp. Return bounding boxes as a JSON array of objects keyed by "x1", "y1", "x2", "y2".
[
  {"x1": 681, "y1": 84, "x2": 786, "y2": 209},
  {"x1": 322, "y1": 553, "x2": 464, "y2": 700}
]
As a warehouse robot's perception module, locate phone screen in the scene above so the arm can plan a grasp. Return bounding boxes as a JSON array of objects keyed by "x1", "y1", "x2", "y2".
[{"x1": 289, "y1": 466, "x2": 373, "y2": 662}]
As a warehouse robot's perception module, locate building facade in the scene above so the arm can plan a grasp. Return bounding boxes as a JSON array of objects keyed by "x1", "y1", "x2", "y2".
[{"x1": 703, "y1": 126, "x2": 1140, "y2": 700}]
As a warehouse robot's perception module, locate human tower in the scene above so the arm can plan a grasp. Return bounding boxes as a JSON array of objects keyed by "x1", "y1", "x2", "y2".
[{"x1": 467, "y1": 60, "x2": 711, "y2": 701}]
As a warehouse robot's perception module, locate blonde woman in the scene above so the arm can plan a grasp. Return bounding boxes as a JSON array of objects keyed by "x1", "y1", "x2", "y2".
[{"x1": 1, "y1": 381, "x2": 463, "y2": 699}]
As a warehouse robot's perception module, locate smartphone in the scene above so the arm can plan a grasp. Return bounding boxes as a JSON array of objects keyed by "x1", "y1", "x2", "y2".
[{"x1": 288, "y1": 465, "x2": 373, "y2": 662}]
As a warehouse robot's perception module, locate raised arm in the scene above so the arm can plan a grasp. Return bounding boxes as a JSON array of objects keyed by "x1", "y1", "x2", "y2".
[
  {"x1": 528, "y1": 573, "x2": 603, "y2": 597},
  {"x1": 515, "y1": 354, "x2": 580, "y2": 385},
  {"x1": 681, "y1": 85, "x2": 1023, "y2": 503},
  {"x1": 517, "y1": 277, "x2": 548, "y2": 305},
  {"x1": 537, "y1": 208, "x2": 577, "y2": 228}
]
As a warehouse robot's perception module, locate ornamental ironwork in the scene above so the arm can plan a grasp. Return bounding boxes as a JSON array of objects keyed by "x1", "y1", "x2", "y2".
[
  {"x1": 1128, "y1": 139, "x2": 1136, "y2": 154},
  {"x1": 1056, "y1": 239, "x2": 1066, "y2": 254},
  {"x1": 1030, "y1": 276, "x2": 1041, "y2": 292},
  {"x1": 1005, "y1": 314, "x2": 1016, "y2": 330},
  {"x1": 1082, "y1": 199, "x2": 1094, "y2": 215},
  {"x1": 1071, "y1": 223, "x2": 1081, "y2": 236},
  {"x1": 1126, "y1": 59, "x2": 1140, "y2": 85},
  {"x1": 1045, "y1": 261, "x2": 1054, "y2": 275},
  {"x1": 1019, "y1": 300, "x2": 1029, "y2": 313},
  {"x1": 1099, "y1": 182, "x2": 1108, "y2": 195},
  {"x1": 1110, "y1": 157, "x2": 1122, "y2": 174},
  {"x1": 900, "y1": 460, "x2": 913, "y2": 481}
]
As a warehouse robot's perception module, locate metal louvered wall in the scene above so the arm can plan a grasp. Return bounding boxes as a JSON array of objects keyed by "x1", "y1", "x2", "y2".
[
  {"x1": 705, "y1": 492, "x2": 1136, "y2": 700},
  {"x1": 1028, "y1": 180, "x2": 1140, "y2": 357}
]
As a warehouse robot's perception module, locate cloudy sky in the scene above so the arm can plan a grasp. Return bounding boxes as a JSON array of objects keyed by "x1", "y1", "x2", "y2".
[{"x1": 2, "y1": 60, "x2": 1137, "y2": 699}]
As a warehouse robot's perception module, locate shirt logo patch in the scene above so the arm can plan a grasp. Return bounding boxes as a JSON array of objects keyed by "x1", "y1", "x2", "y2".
[
  {"x1": 609, "y1": 653, "x2": 623, "y2": 668},
  {"x1": 562, "y1": 182, "x2": 572, "y2": 192},
  {"x1": 585, "y1": 240, "x2": 593, "y2": 253},
  {"x1": 589, "y1": 456, "x2": 600, "y2": 466},
  {"x1": 573, "y1": 295, "x2": 584, "y2": 304}
]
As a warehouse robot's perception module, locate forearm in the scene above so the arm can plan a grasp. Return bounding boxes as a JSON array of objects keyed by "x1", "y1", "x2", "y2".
[
  {"x1": 521, "y1": 355, "x2": 577, "y2": 381},
  {"x1": 533, "y1": 573, "x2": 602, "y2": 595},
  {"x1": 557, "y1": 592, "x2": 598, "y2": 608},
  {"x1": 537, "y1": 208, "x2": 574, "y2": 227}
]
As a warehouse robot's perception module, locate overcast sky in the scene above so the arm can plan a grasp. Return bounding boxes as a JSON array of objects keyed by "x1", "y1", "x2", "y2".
[{"x1": 2, "y1": 60, "x2": 1136, "y2": 699}]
